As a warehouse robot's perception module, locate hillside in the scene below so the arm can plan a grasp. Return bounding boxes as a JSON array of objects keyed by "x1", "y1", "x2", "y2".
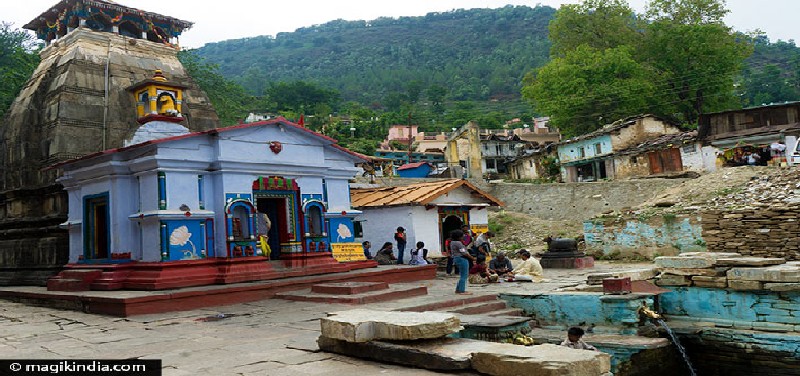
[{"x1": 194, "y1": 6, "x2": 554, "y2": 104}]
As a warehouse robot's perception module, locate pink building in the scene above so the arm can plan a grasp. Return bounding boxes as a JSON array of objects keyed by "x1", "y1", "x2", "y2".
[{"x1": 387, "y1": 125, "x2": 419, "y2": 142}]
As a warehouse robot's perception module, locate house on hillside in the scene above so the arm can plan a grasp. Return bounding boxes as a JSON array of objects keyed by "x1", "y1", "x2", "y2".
[
  {"x1": 506, "y1": 143, "x2": 558, "y2": 180},
  {"x1": 611, "y1": 131, "x2": 713, "y2": 178},
  {"x1": 481, "y1": 133, "x2": 523, "y2": 175},
  {"x1": 557, "y1": 115, "x2": 685, "y2": 182},
  {"x1": 350, "y1": 179, "x2": 503, "y2": 259},
  {"x1": 698, "y1": 101, "x2": 800, "y2": 167}
]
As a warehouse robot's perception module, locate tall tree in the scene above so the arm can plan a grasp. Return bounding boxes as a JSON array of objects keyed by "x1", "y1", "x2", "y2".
[
  {"x1": 642, "y1": 0, "x2": 752, "y2": 122},
  {"x1": 548, "y1": 0, "x2": 641, "y2": 57},
  {"x1": 0, "y1": 22, "x2": 40, "y2": 119},
  {"x1": 522, "y1": 45, "x2": 655, "y2": 136}
]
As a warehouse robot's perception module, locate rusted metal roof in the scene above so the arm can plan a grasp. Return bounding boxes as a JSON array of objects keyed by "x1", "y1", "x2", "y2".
[{"x1": 350, "y1": 179, "x2": 504, "y2": 208}]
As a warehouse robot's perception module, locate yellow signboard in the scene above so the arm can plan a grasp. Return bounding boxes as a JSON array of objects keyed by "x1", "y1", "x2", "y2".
[
  {"x1": 331, "y1": 242, "x2": 367, "y2": 262},
  {"x1": 471, "y1": 224, "x2": 489, "y2": 235}
]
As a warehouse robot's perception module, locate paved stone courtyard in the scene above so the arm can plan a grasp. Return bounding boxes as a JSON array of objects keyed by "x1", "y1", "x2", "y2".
[{"x1": 0, "y1": 262, "x2": 650, "y2": 375}]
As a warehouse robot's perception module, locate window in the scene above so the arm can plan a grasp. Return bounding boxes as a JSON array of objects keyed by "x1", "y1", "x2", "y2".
[
  {"x1": 579, "y1": 148, "x2": 586, "y2": 158},
  {"x1": 307, "y1": 205, "x2": 324, "y2": 236},
  {"x1": 631, "y1": 156, "x2": 638, "y2": 164},
  {"x1": 529, "y1": 160, "x2": 533, "y2": 167},
  {"x1": 232, "y1": 206, "x2": 251, "y2": 240},
  {"x1": 594, "y1": 143, "x2": 602, "y2": 154},
  {"x1": 486, "y1": 159, "x2": 497, "y2": 169}
]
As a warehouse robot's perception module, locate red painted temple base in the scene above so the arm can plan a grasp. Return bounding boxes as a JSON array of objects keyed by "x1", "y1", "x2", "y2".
[
  {"x1": 8, "y1": 264, "x2": 439, "y2": 317},
  {"x1": 47, "y1": 254, "x2": 378, "y2": 292}
]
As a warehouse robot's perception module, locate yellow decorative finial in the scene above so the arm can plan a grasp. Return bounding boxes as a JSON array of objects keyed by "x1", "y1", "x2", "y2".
[{"x1": 153, "y1": 69, "x2": 167, "y2": 82}]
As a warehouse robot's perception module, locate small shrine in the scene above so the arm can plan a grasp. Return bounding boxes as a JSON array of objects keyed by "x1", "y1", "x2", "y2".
[
  {"x1": 127, "y1": 69, "x2": 186, "y2": 124},
  {"x1": 24, "y1": 0, "x2": 192, "y2": 46}
]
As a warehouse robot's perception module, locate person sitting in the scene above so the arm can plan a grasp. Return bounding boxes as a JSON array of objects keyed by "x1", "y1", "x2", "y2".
[
  {"x1": 374, "y1": 242, "x2": 397, "y2": 265},
  {"x1": 507, "y1": 249, "x2": 544, "y2": 282},
  {"x1": 470, "y1": 231, "x2": 495, "y2": 267},
  {"x1": 469, "y1": 258, "x2": 498, "y2": 284},
  {"x1": 409, "y1": 241, "x2": 428, "y2": 265},
  {"x1": 488, "y1": 252, "x2": 513, "y2": 276},
  {"x1": 560, "y1": 326, "x2": 598, "y2": 351}
]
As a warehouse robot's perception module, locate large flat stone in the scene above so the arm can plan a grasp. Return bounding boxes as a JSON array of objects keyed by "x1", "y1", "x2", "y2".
[
  {"x1": 678, "y1": 252, "x2": 741, "y2": 259},
  {"x1": 660, "y1": 268, "x2": 725, "y2": 277},
  {"x1": 691, "y1": 276, "x2": 728, "y2": 288},
  {"x1": 656, "y1": 274, "x2": 692, "y2": 286},
  {"x1": 715, "y1": 257, "x2": 786, "y2": 267},
  {"x1": 320, "y1": 309, "x2": 462, "y2": 343},
  {"x1": 471, "y1": 343, "x2": 611, "y2": 376},
  {"x1": 727, "y1": 264, "x2": 800, "y2": 283},
  {"x1": 654, "y1": 256, "x2": 714, "y2": 269},
  {"x1": 728, "y1": 280, "x2": 764, "y2": 291},
  {"x1": 317, "y1": 336, "x2": 475, "y2": 370},
  {"x1": 616, "y1": 268, "x2": 660, "y2": 281},
  {"x1": 763, "y1": 283, "x2": 800, "y2": 292}
]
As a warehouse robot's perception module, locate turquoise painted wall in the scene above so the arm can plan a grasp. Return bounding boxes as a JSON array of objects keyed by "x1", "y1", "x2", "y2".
[
  {"x1": 499, "y1": 292, "x2": 654, "y2": 335},
  {"x1": 660, "y1": 287, "x2": 800, "y2": 332},
  {"x1": 557, "y1": 135, "x2": 613, "y2": 163},
  {"x1": 583, "y1": 217, "x2": 705, "y2": 256}
]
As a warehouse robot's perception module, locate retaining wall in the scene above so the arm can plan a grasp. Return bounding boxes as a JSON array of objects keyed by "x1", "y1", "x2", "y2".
[
  {"x1": 701, "y1": 206, "x2": 800, "y2": 260},
  {"x1": 584, "y1": 216, "x2": 705, "y2": 258}
]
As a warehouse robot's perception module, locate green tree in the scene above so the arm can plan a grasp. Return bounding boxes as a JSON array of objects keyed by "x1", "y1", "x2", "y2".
[
  {"x1": 548, "y1": 0, "x2": 641, "y2": 57},
  {"x1": 266, "y1": 81, "x2": 340, "y2": 113},
  {"x1": 641, "y1": 0, "x2": 752, "y2": 122},
  {"x1": 178, "y1": 49, "x2": 256, "y2": 126},
  {"x1": 426, "y1": 84, "x2": 448, "y2": 114},
  {"x1": 522, "y1": 45, "x2": 655, "y2": 136},
  {"x1": 0, "y1": 22, "x2": 40, "y2": 119}
]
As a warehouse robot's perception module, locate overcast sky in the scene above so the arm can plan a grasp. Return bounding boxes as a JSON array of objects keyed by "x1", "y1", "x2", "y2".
[{"x1": 5, "y1": 0, "x2": 798, "y2": 48}]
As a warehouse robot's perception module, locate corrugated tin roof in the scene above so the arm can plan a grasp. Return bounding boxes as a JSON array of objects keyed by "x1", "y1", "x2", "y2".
[{"x1": 350, "y1": 179, "x2": 503, "y2": 208}]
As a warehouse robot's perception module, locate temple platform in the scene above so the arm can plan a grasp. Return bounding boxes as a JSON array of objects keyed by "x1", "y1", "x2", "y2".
[{"x1": 0, "y1": 264, "x2": 437, "y2": 317}]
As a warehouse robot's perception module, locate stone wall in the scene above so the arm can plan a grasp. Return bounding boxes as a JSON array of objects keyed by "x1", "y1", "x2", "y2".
[
  {"x1": 487, "y1": 179, "x2": 687, "y2": 221},
  {"x1": 584, "y1": 215, "x2": 705, "y2": 258},
  {"x1": 680, "y1": 328, "x2": 800, "y2": 376},
  {"x1": 701, "y1": 207, "x2": 800, "y2": 260}
]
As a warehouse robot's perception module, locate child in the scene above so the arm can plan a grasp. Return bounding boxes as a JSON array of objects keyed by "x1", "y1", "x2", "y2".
[
  {"x1": 560, "y1": 326, "x2": 598, "y2": 351},
  {"x1": 409, "y1": 241, "x2": 427, "y2": 265},
  {"x1": 394, "y1": 227, "x2": 407, "y2": 264},
  {"x1": 362, "y1": 241, "x2": 372, "y2": 260}
]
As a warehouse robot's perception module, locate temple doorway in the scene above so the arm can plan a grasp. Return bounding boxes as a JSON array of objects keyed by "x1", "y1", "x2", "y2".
[
  {"x1": 83, "y1": 193, "x2": 110, "y2": 260},
  {"x1": 256, "y1": 197, "x2": 285, "y2": 260},
  {"x1": 441, "y1": 214, "x2": 464, "y2": 251}
]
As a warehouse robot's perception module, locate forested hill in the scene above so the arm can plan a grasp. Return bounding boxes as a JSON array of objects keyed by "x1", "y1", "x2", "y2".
[{"x1": 193, "y1": 6, "x2": 555, "y2": 104}]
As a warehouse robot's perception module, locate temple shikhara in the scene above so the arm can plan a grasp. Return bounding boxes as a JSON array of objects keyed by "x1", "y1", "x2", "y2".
[{"x1": 0, "y1": 0, "x2": 376, "y2": 290}]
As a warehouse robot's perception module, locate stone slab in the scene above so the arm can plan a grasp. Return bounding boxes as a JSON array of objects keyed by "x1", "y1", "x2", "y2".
[
  {"x1": 763, "y1": 283, "x2": 800, "y2": 292},
  {"x1": 311, "y1": 281, "x2": 389, "y2": 295},
  {"x1": 679, "y1": 252, "x2": 741, "y2": 260},
  {"x1": 715, "y1": 257, "x2": 786, "y2": 267},
  {"x1": 691, "y1": 276, "x2": 728, "y2": 288},
  {"x1": 660, "y1": 268, "x2": 725, "y2": 277},
  {"x1": 587, "y1": 273, "x2": 615, "y2": 285},
  {"x1": 654, "y1": 256, "x2": 714, "y2": 269},
  {"x1": 616, "y1": 268, "x2": 660, "y2": 281},
  {"x1": 656, "y1": 274, "x2": 692, "y2": 286},
  {"x1": 728, "y1": 280, "x2": 764, "y2": 291},
  {"x1": 727, "y1": 264, "x2": 800, "y2": 283},
  {"x1": 320, "y1": 309, "x2": 462, "y2": 343},
  {"x1": 470, "y1": 343, "x2": 611, "y2": 376},
  {"x1": 317, "y1": 336, "x2": 474, "y2": 370},
  {"x1": 541, "y1": 256, "x2": 595, "y2": 269}
]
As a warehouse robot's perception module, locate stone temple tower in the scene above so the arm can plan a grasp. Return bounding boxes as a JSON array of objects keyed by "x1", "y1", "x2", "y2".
[{"x1": 0, "y1": 0, "x2": 220, "y2": 285}]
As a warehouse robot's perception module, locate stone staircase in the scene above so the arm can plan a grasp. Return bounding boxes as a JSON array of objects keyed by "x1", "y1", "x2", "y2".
[
  {"x1": 398, "y1": 294, "x2": 531, "y2": 341},
  {"x1": 274, "y1": 281, "x2": 428, "y2": 304}
]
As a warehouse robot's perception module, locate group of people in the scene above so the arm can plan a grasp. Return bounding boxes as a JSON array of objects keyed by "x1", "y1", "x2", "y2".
[
  {"x1": 446, "y1": 228, "x2": 544, "y2": 295},
  {"x1": 364, "y1": 226, "x2": 430, "y2": 266}
]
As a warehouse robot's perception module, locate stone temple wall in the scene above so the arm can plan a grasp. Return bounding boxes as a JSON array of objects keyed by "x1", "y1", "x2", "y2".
[
  {"x1": 701, "y1": 206, "x2": 800, "y2": 260},
  {"x1": 0, "y1": 27, "x2": 219, "y2": 285}
]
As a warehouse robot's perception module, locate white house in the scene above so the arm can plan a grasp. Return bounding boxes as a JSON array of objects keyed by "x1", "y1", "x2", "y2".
[{"x1": 350, "y1": 179, "x2": 503, "y2": 259}]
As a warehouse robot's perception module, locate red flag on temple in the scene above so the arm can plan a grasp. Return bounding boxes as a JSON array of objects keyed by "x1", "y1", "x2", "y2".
[{"x1": 298, "y1": 114, "x2": 305, "y2": 127}]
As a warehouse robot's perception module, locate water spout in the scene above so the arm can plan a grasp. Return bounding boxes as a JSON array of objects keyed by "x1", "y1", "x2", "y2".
[
  {"x1": 638, "y1": 302, "x2": 661, "y2": 320},
  {"x1": 657, "y1": 318, "x2": 697, "y2": 376}
]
